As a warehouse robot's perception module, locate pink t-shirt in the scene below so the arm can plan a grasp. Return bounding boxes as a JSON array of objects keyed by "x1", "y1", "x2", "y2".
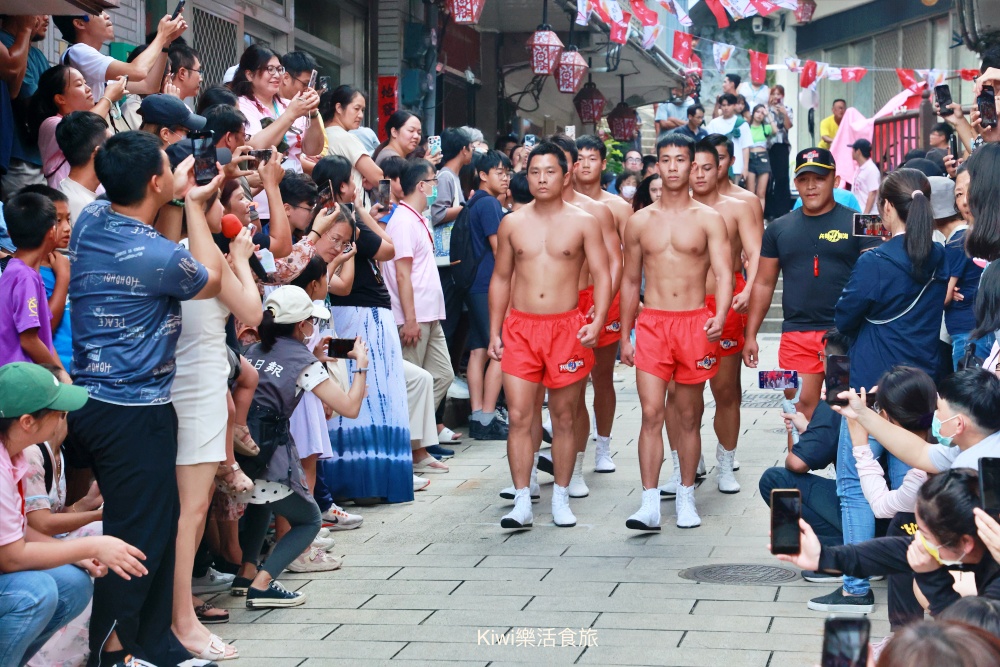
[
  {"x1": 0, "y1": 442, "x2": 30, "y2": 548},
  {"x1": 238, "y1": 95, "x2": 308, "y2": 220},
  {"x1": 383, "y1": 202, "x2": 446, "y2": 325},
  {"x1": 39, "y1": 115, "x2": 70, "y2": 189},
  {"x1": 852, "y1": 159, "x2": 881, "y2": 215}
]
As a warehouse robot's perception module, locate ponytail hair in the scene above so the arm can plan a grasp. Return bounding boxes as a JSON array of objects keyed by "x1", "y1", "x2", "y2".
[
  {"x1": 877, "y1": 167, "x2": 934, "y2": 280},
  {"x1": 972, "y1": 260, "x2": 1000, "y2": 340},
  {"x1": 916, "y1": 468, "x2": 981, "y2": 548},
  {"x1": 258, "y1": 308, "x2": 296, "y2": 353}
]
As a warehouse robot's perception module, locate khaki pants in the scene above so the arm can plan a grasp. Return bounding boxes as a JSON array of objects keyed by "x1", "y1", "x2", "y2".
[
  {"x1": 399, "y1": 320, "x2": 454, "y2": 410},
  {"x1": 403, "y1": 360, "x2": 437, "y2": 450}
]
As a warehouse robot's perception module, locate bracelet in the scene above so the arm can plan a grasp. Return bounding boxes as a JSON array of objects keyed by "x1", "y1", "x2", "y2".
[
  {"x1": 308, "y1": 229, "x2": 320, "y2": 240},
  {"x1": 101, "y1": 95, "x2": 112, "y2": 105},
  {"x1": 308, "y1": 110, "x2": 319, "y2": 119},
  {"x1": 168, "y1": 199, "x2": 185, "y2": 208},
  {"x1": 354, "y1": 368, "x2": 369, "y2": 373}
]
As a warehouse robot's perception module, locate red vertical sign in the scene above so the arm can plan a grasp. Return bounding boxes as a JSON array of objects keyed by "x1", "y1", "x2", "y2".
[{"x1": 377, "y1": 76, "x2": 399, "y2": 141}]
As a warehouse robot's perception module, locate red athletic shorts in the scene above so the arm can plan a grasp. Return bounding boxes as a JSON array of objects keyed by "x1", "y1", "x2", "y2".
[
  {"x1": 578, "y1": 286, "x2": 622, "y2": 348},
  {"x1": 778, "y1": 330, "x2": 826, "y2": 375},
  {"x1": 634, "y1": 307, "x2": 721, "y2": 384},
  {"x1": 501, "y1": 309, "x2": 595, "y2": 389},
  {"x1": 705, "y1": 272, "x2": 747, "y2": 357}
]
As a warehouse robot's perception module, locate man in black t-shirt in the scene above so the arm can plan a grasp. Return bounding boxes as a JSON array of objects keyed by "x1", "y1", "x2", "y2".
[{"x1": 744, "y1": 148, "x2": 879, "y2": 420}]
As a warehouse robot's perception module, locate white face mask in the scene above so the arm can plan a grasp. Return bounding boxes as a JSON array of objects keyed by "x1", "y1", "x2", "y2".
[{"x1": 621, "y1": 185, "x2": 637, "y2": 199}]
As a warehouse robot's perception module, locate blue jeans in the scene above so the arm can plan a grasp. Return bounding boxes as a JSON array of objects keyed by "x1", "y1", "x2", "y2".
[
  {"x1": 836, "y1": 419, "x2": 910, "y2": 595},
  {"x1": 951, "y1": 331, "x2": 996, "y2": 370},
  {"x1": 759, "y1": 467, "x2": 843, "y2": 547},
  {"x1": 0, "y1": 565, "x2": 93, "y2": 666}
]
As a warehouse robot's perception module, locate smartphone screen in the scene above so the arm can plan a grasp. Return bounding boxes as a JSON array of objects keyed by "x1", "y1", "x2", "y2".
[
  {"x1": 327, "y1": 338, "x2": 355, "y2": 359},
  {"x1": 317, "y1": 181, "x2": 334, "y2": 210},
  {"x1": 307, "y1": 69, "x2": 318, "y2": 90},
  {"x1": 378, "y1": 179, "x2": 391, "y2": 206},
  {"x1": 825, "y1": 354, "x2": 851, "y2": 406},
  {"x1": 821, "y1": 617, "x2": 870, "y2": 667},
  {"x1": 427, "y1": 135, "x2": 441, "y2": 156},
  {"x1": 318, "y1": 76, "x2": 330, "y2": 92},
  {"x1": 524, "y1": 134, "x2": 538, "y2": 149},
  {"x1": 251, "y1": 149, "x2": 272, "y2": 164},
  {"x1": 852, "y1": 213, "x2": 887, "y2": 239},
  {"x1": 935, "y1": 84, "x2": 953, "y2": 116},
  {"x1": 949, "y1": 133, "x2": 960, "y2": 160},
  {"x1": 770, "y1": 489, "x2": 801, "y2": 555},
  {"x1": 979, "y1": 85, "x2": 998, "y2": 129},
  {"x1": 980, "y1": 457, "x2": 1000, "y2": 517},
  {"x1": 190, "y1": 132, "x2": 217, "y2": 186},
  {"x1": 170, "y1": 0, "x2": 185, "y2": 20},
  {"x1": 758, "y1": 370, "x2": 798, "y2": 390}
]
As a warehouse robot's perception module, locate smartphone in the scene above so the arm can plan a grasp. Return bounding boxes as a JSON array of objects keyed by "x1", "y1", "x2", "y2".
[
  {"x1": 979, "y1": 85, "x2": 998, "y2": 129},
  {"x1": 979, "y1": 457, "x2": 1000, "y2": 517},
  {"x1": 377, "y1": 179, "x2": 391, "y2": 206},
  {"x1": 758, "y1": 370, "x2": 798, "y2": 390},
  {"x1": 189, "y1": 131, "x2": 217, "y2": 186},
  {"x1": 524, "y1": 134, "x2": 538, "y2": 149},
  {"x1": 769, "y1": 489, "x2": 801, "y2": 555},
  {"x1": 935, "y1": 84, "x2": 953, "y2": 117},
  {"x1": 825, "y1": 354, "x2": 851, "y2": 406},
  {"x1": 307, "y1": 69, "x2": 318, "y2": 90},
  {"x1": 427, "y1": 135, "x2": 441, "y2": 156},
  {"x1": 821, "y1": 617, "x2": 870, "y2": 667},
  {"x1": 852, "y1": 213, "x2": 888, "y2": 239},
  {"x1": 318, "y1": 76, "x2": 330, "y2": 93},
  {"x1": 327, "y1": 338, "x2": 355, "y2": 359},
  {"x1": 317, "y1": 180, "x2": 334, "y2": 211},
  {"x1": 170, "y1": 0, "x2": 185, "y2": 20},
  {"x1": 249, "y1": 148, "x2": 272, "y2": 164},
  {"x1": 949, "y1": 132, "x2": 960, "y2": 160}
]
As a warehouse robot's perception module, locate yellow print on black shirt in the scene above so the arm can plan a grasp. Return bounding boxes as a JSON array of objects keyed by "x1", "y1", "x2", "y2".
[{"x1": 819, "y1": 230, "x2": 849, "y2": 242}]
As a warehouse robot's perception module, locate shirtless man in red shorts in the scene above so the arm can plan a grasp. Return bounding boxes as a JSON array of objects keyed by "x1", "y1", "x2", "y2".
[
  {"x1": 708, "y1": 134, "x2": 765, "y2": 236},
  {"x1": 489, "y1": 142, "x2": 611, "y2": 529},
  {"x1": 659, "y1": 139, "x2": 762, "y2": 497},
  {"x1": 620, "y1": 134, "x2": 732, "y2": 530}
]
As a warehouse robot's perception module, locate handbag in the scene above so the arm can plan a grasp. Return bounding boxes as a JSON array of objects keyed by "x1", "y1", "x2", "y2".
[{"x1": 958, "y1": 341, "x2": 984, "y2": 371}]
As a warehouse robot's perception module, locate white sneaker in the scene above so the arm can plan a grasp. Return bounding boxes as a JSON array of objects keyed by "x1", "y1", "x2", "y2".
[
  {"x1": 447, "y1": 377, "x2": 470, "y2": 399},
  {"x1": 568, "y1": 451, "x2": 589, "y2": 498},
  {"x1": 551, "y1": 484, "x2": 577, "y2": 527},
  {"x1": 323, "y1": 504, "x2": 364, "y2": 530},
  {"x1": 191, "y1": 567, "x2": 236, "y2": 595},
  {"x1": 286, "y1": 545, "x2": 343, "y2": 572},
  {"x1": 313, "y1": 535, "x2": 336, "y2": 552},
  {"x1": 716, "y1": 443, "x2": 741, "y2": 494},
  {"x1": 413, "y1": 474, "x2": 430, "y2": 492},
  {"x1": 594, "y1": 436, "x2": 616, "y2": 472},
  {"x1": 501, "y1": 488, "x2": 534, "y2": 529},
  {"x1": 675, "y1": 484, "x2": 701, "y2": 528},
  {"x1": 626, "y1": 488, "x2": 661, "y2": 531},
  {"x1": 659, "y1": 450, "x2": 681, "y2": 498},
  {"x1": 500, "y1": 482, "x2": 540, "y2": 502}
]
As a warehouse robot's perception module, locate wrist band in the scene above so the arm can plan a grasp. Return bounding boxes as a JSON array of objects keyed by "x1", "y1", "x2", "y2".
[
  {"x1": 308, "y1": 229, "x2": 320, "y2": 239},
  {"x1": 168, "y1": 199, "x2": 185, "y2": 208},
  {"x1": 354, "y1": 368, "x2": 368, "y2": 373}
]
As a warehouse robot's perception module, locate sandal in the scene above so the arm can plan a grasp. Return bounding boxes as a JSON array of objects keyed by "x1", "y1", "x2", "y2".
[
  {"x1": 233, "y1": 424, "x2": 259, "y2": 456},
  {"x1": 438, "y1": 426, "x2": 463, "y2": 444},
  {"x1": 189, "y1": 634, "x2": 238, "y2": 661},
  {"x1": 195, "y1": 602, "x2": 229, "y2": 624},
  {"x1": 216, "y1": 463, "x2": 254, "y2": 500}
]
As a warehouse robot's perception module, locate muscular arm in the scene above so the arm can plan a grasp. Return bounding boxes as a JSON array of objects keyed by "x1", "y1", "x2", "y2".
[
  {"x1": 706, "y1": 212, "x2": 734, "y2": 317},
  {"x1": 488, "y1": 218, "x2": 515, "y2": 344},
  {"x1": 733, "y1": 204, "x2": 763, "y2": 313},
  {"x1": 744, "y1": 256, "x2": 780, "y2": 340},
  {"x1": 0, "y1": 20, "x2": 31, "y2": 96},
  {"x1": 619, "y1": 216, "x2": 643, "y2": 341},
  {"x1": 583, "y1": 216, "x2": 612, "y2": 326},
  {"x1": 594, "y1": 203, "x2": 622, "y2": 294}
]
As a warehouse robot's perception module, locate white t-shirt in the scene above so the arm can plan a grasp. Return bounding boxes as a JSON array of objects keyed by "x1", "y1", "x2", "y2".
[
  {"x1": 737, "y1": 82, "x2": 770, "y2": 109},
  {"x1": 705, "y1": 115, "x2": 752, "y2": 175},
  {"x1": 61, "y1": 43, "x2": 114, "y2": 102},
  {"x1": 58, "y1": 177, "x2": 98, "y2": 226},
  {"x1": 928, "y1": 429, "x2": 1000, "y2": 472},
  {"x1": 852, "y1": 160, "x2": 881, "y2": 215},
  {"x1": 655, "y1": 97, "x2": 694, "y2": 123},
  {"x1": 325, "y1": 125, "x2": 369, "y2": 208}
]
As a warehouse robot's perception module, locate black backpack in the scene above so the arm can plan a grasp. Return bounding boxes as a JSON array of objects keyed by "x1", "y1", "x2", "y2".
[{"x1": 449, "y1": 193, "x2": 494, "y2": 292}]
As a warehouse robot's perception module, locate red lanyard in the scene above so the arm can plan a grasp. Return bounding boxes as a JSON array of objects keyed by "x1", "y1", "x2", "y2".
[{"x1": 399, "y1": 202, "x2": 434, "y2": 247}]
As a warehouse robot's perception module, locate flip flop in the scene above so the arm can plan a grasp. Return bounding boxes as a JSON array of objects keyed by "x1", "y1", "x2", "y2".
[
  {"x1": 438, "y1": 426, "x2": 463, "y2": 443},
  {"x1": 190, "y1": 634, "x2": 238, "y2": 661}
]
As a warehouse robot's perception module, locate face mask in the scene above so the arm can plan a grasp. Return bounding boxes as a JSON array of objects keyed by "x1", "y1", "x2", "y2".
[
  {"x1": 931, "y1": 413, "x2": 960, "y2": 447},
  {"x1": 621, "y1": 185, "x2": 637, "y2": 199},
  {"x1": 425, "y1": 184, "x2": 438, "y2": 208},
  {"x1": 918, "y1": 530, "x2": 966, "y2": 567}
]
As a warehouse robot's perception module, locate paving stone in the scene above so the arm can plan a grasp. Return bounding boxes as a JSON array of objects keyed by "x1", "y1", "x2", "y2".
[
  {"x1": 420, "y1": 609, "x2": 599, "y2": 629},
  {"x1": 576, "y1": 646, "x2": 771, "y2": 666},
  {"x1": 260, "y1": 608, "x2": 433, "y2": 625},
  {"x1": 230, "y1": 639, "x2": 404, "y2": 658},
  {"x1": 391, "y1": 639, "x2": 585, "y2": 664},
  {"x1": 594, "y1": 612, "x2": 771, "y2": 632},
  {"x1": 360, "y1": 593, "x2": 531, "y2": 610},
  {"x1": 681, "y1": 630, "x2": 823, "y2": 652}
]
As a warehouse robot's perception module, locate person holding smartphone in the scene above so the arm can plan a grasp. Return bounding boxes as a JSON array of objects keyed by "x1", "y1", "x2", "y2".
[{"x1": 849, "y1": 139, "x2": 880, "y2": 216}]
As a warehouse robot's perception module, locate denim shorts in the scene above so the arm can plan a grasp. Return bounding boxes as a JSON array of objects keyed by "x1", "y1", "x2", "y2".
[{"x1": 748, "y1": 152, "x2": 771, "y2": 175}]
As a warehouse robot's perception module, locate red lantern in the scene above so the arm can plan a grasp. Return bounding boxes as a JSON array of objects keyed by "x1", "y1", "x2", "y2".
[
  {"x1": 528, "y1": 27, "x2": 564, "y2": 75},
  {"x1": 574, "y1": 81, "x2": 606, "y2": 125},
  {"x1": 794, "y1": 0, "x2": 816, "y2": 23},
  {"x1": 556, "y1": 46, "x2": 588, "y2": 94},
  {"x1": 608, "y1": 102, "x2": 638, "y2": 141},
  {"x1": 447, "y1": 0, "x2": 486, "y2": 24}
]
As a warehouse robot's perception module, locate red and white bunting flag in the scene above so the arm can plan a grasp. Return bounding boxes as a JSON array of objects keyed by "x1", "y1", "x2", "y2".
[
  {"x1": 896, "y1": 68, "x2": 920, "y2": 93},
  {"x1": 714, "y1": 42, "x2": 735, "y2": 73},
  {"x1": 772, "y1": 0, "x2": 798, "y2": 8},
  {"x1": 916, "y1": 69, "x2": 947, "y2": 88},
  {"x1": 784, "y1": 57, "x2": 801, "y2": 73},
  {"x1": 576, "y1": 0, "x2": 592, "y2": 25},
  {"x1": 672, "y1": 31, "x2": 693, "y2": 64},
  {"x1": 800, "y1": 60, "x2": 817, "y2": 88},
  {"x1": 631, "y1": 0, "x2": 660, "y2": 26},
  {"x1": 703, "y1": 0, "x2": 731, "y2": 27},
  {"x1": 960, "y1": 68, "x2": 980, "y2": 82},
  {"x1": 814, "y1": 61, "x2": 829, "y2": 80},
  {"x1": 749, "y1": 50, "x2": 768, "y2": 84},
  {"x1": 656, "y1": 0, "x2": 692, "y2": 26},
  {"x1": 642, "y1": 23, "x2": 663, "y2": 50},
  {"x1": 748, "y1": 0, "x2": 780, "y2": 15},
  {"x1": 840, "y1": 67, "x2": 867, "y2": 83},
  {"x1": 610, "y1": 11, "x2": 631, "y2": 44}
]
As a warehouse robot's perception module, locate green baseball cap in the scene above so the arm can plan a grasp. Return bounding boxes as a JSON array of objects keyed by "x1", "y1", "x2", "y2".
[{"x1": 0, "y1": 363, "x2": 89, "y2": 418}]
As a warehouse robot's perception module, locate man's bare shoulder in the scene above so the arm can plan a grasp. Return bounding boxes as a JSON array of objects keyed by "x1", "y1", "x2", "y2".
[
  {"x1": 690, "y1": 199, "x2": 727, "y2": 227},
  {"x1": 627, "y1": 204, "x2": 658, "y2": 230},
  {"x1": 597, "y1": 190, "x2": 632, "y2": 214},
  {"x1": 570, "y1": 193, "x2": 613, "y2": 221}
]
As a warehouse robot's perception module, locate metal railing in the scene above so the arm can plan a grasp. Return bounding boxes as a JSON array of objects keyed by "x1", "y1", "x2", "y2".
[{"x1": 871, "y1": 89, "x2": 939, "y2": 173}]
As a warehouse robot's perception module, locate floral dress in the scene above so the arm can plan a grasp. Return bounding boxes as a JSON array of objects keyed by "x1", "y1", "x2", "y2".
[{"x1": 23, "y1": 444, "x2": 102, "y2": 667}]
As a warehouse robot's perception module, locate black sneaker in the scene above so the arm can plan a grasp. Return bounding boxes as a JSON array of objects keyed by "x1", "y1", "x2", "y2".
[
  {"x1": 426, "y1": 444, "x2": 454, "y2": 459},
  {"x1": 246, "y1": 579, "x2": 306, "y2": 608},
  {"x1": 229, "y1": 576, "x2": 253, "y2": 596},
  {"x1": 807, "y1": 587, "x2": 874, "y2": 613},
  {"x1": 537, "y1": 451, "x2": 554, "y2": 475},
  {"x1": 470, "y1": 416, "x2": 509, "y2": 441},
  {"x1": 801, "y1": 570, "x2": 843, "y2": 583}
]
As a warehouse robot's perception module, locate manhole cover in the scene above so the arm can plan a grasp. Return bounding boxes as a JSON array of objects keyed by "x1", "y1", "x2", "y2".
[
  {"x1": 707, "y1": 391, "x2": 787, "y2": 410},
  {"x1": 678, "y1": 564, "x2": 798, "y2": 585}
]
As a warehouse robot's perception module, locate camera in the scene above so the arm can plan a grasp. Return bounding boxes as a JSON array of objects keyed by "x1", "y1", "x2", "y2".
[{"x1": 752, "y1": 16, "x2": 765, "y2": 33}]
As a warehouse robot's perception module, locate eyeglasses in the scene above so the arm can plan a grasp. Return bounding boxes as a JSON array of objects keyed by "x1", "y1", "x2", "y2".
[
  {"x1": 293, "y1": 204, "x2": 315, "y2": 213},
  {"x1": 262, "y1": 65, "x2": 286, "y2": 76},
  {"x1": 293, "y1": 76, "x2": 312, "y2": 87},
  {"x1": 187, "y1": 68, "x2": 202, "y2": 75},
  {"x1": 421, "y1": 178, "x2": 439, "y2": 185}
]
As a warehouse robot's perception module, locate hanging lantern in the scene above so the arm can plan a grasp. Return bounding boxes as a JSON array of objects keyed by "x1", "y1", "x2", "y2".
[
  {"x1": 447, "y1": 0, "x2": 486, "y2": 25},
  {"x1": 607, "y1": 75, "x2": 637, "y2": 141},
  {"x1": 794, "y1": 0, "x2": 817, "y2": 23},
  {"x1": 573, "y1": 66, "x2": 606, "y2": 126},
  {"x1": 556, "y1": 44, "x2": 588, "y2": 93},
  {"x1": 528, "y1": 0, "x2": 563, "y2": 75}
]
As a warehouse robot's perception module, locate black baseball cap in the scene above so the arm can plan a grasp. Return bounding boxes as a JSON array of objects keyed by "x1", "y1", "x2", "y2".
[
  {"x1": 794, "y1": 147, "x2": 836, "y2": 176},
  {"x1": 849, "y1": 138, "x2": 872, "y2": 152},
  {"x1": 138, "y1": 94, "x2": 206, "y2": 131},
  {"x1": 165, "y1": 140, "x2": 233, "y2": 171}
]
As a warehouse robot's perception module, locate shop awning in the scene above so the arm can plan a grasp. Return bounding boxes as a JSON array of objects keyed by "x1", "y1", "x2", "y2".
[
  {"x1": 475, "y1": 0, "x2": 684, "y2": 127},
  {"x1": 0, "y1": 0, "x2": 118, "y2": 14}
]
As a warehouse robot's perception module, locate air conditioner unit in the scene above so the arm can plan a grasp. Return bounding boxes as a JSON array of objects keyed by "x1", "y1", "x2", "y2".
[{"x1": 957, "y1": 0, "x2": 1000, "y2": 52}]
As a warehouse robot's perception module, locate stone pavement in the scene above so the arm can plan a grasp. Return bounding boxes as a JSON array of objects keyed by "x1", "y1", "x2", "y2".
[{"x1": 209, "y1": 334, "x2": 889, "y2": 666}]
